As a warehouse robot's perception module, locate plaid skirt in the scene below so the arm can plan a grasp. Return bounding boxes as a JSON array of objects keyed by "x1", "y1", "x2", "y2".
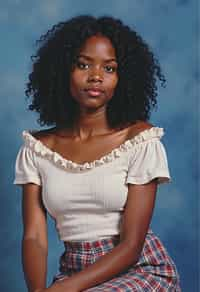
[{"x1": 52, "y1": 229, "x2": 181, "y2": 291}]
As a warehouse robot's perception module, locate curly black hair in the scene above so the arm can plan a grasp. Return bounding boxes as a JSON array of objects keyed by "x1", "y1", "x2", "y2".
[{"x1": 26, "y1": 15, "x2": 165, "y2": 129}]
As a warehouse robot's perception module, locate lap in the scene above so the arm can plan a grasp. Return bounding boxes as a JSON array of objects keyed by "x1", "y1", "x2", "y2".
[
  {"x1": 53, "y1": 271, "x2": 180, "y2": 291},
  {"x1": 52, "y1": 230, "x2": 181, "y2": 291}
]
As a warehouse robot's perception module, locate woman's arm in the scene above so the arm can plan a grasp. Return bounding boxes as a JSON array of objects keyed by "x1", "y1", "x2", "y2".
[
  {"x1": 50, "y1": 180, "x2": 157, "y2": 292},
  {"x1": 22, "y1": 183, "x2": 48, "y2": 292}
]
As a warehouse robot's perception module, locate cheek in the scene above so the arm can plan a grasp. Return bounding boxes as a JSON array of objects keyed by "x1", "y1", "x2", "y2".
[
  {"x1": 113, "y1": 76, "x2": 119, "y2": 88},
  {"x1": 70, "y1": 72, "x2": 83, "y2": 95},
  {"x1": 107, "y1": 75, "x2": 118, "y2": 93}
]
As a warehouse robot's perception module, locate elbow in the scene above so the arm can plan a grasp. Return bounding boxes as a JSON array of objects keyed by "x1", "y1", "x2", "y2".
[
  {"x1": 22, "y1": 236, "x2": 48, "y2": 254},
  {"x1": 121, "y1": 238, "x2": 143, "y2": 264}
]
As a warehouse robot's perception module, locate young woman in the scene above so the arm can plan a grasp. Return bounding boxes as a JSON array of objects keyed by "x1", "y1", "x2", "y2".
[{"x1": 14, "y1": 15, "x2": 181, "y2": 291}]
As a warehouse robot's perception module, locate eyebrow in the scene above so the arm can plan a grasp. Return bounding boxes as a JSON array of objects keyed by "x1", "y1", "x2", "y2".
[{"x1": 78, "y1": 54, "x2": 117, "y2": 63}]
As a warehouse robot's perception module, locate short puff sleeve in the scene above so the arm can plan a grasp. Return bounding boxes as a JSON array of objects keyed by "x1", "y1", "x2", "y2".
[
  {"x1": 126, "y1": 138, "x2": 171, "y2": 185},
  {"x1": 14, "y1": 145, "x2": 41, "y2": 186}
]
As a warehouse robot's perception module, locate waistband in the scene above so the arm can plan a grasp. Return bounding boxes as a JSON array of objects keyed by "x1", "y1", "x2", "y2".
[
  {"x1": 63, "y1": 229, "x2": 154, "y2": 248},
  {"x1": 64, "y1": 235, "x2": 120, "y2": 250}
]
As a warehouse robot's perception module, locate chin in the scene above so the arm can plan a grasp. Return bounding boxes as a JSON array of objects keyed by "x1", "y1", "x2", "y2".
[
  {"x1": 79, "y1": 102, "x2": 106, "y2": 112},
  {"x1": 78, "y1": 99, "x2": 105, "y2": 108}
]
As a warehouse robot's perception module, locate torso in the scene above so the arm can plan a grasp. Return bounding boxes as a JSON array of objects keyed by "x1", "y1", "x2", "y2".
[{"x1": 33, "y1": 120, "x2": 153, "y2": 164}]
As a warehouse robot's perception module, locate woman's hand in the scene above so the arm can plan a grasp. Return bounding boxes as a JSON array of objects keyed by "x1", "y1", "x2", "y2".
[
  {"x1": 33, "y1": 277, "x2": 79, "y2": 292},
  {"x1": 45, "y1": 279, "x2": 79, "y2": 292},
  {"x1": 33, "y1": 289, "x2": 47, "y2": 292}
]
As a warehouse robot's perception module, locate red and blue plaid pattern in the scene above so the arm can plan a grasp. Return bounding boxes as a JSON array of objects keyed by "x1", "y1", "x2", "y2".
[{"x1": 52, "y1": 230, "x2": 181, "y2": 291}]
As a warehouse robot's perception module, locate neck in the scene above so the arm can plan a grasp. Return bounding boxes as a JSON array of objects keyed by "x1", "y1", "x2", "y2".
[{"x1": 73, "y1": 106, "x2": 112, "y2": 140}]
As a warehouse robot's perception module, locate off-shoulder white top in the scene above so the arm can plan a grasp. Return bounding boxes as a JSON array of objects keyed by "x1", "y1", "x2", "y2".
[{"x1": 14, "y1": 127, "x2": 171, "y2": 241}]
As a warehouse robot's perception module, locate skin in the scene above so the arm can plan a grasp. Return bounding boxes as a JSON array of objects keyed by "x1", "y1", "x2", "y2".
[
  {"x1": 21, "y1": 35, "x2": 157, "y2": 292},
  {"x1": 70, "y1": 34, "x2": 118, "y2": 117}
]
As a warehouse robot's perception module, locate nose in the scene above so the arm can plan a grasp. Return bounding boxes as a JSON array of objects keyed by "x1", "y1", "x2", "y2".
[{"x1": 87, "y1": 67, "x2": 103, "y2": 83}]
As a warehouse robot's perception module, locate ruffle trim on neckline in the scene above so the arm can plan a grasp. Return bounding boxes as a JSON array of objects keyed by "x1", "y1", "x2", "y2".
[{"x1": 22, "y1": 127, "x2": 164, "y2": 171}]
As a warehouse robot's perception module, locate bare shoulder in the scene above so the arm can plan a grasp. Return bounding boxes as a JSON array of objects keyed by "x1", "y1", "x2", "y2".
[
  {"x1": 127, "y1": 120, "x2": 154, "y2": 139},
  {"x1": 32, "y1": 127, "x2": 56, "y2": 149}
]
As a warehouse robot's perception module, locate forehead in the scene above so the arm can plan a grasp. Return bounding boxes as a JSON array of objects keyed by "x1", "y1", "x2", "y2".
[{"x1": 79, "y1": 35, "x2": 116, "y2": 59}]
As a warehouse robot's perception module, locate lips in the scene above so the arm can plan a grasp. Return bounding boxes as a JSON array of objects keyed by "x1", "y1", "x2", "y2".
[{"x1": 84, "y1": 87, "x2": 104, "y2": 97}]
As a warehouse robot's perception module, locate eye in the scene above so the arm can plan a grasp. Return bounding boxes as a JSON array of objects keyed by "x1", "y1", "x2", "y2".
[
  {"x1": 104, "y1": 65, "x2": 117, "y2": 73},
  {"x1": 76, "y1": 61, "x2": 89, "y2": 70}
]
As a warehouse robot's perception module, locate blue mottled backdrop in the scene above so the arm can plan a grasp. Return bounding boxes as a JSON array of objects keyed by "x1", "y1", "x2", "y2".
[{"x1": 0, "y1": 1, "x2": 198, "y2": 291}]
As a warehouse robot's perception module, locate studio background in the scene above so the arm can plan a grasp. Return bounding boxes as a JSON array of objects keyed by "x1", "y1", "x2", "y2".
[{"x1": 0, "y1": 1, "x2": 198, "y2": 291}]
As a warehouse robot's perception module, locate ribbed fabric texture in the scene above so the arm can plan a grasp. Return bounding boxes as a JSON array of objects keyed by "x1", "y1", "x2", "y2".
[{"x1": 14, "y1": 127, "x2": 171, "y2": 241}]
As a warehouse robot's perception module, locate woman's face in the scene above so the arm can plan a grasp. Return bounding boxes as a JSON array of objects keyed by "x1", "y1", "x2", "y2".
[{"x1": 70, "y1": 35, "x2": 118, "y2": 111}]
